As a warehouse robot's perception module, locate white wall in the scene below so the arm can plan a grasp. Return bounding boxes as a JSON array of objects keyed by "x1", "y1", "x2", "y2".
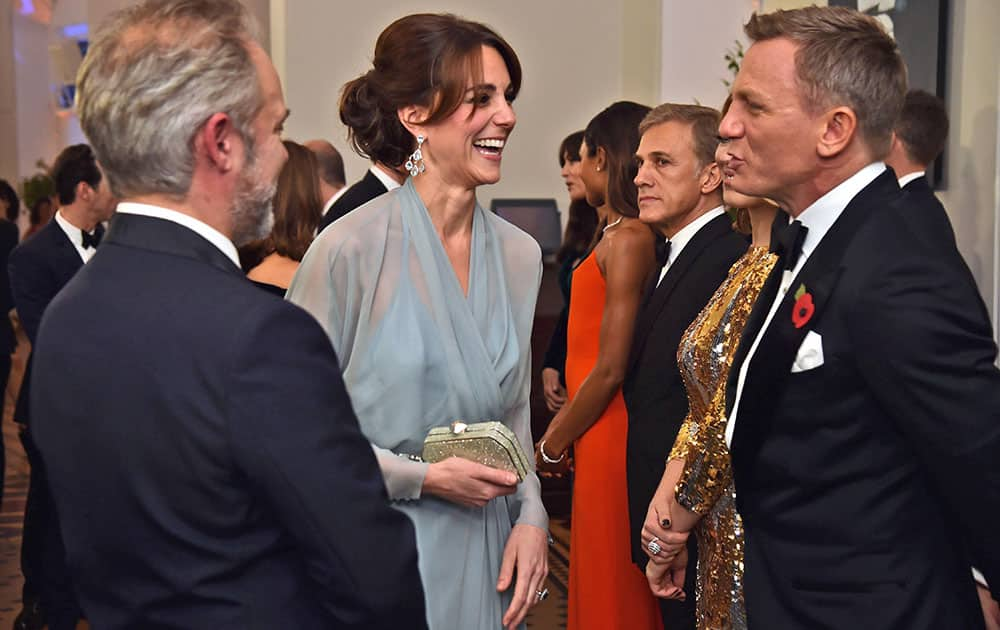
[
  {"x1": 0, "y1": 4, "x2": 18, "y2": 186},
  {"x1": 659, "y1": 0, "x2": 756, "y2": 108},
  {"x1": 938, "y1": 0, "x2": 1000, "y2": 325},
  {"x1": 277, "y1": 0, "x2": 656, "y2": 216}
]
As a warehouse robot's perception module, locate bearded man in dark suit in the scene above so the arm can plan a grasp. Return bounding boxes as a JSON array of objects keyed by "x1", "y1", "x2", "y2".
[
  {"x1": 28, "y1": 1, "x2": 426, "y2": 628},
  {"x1": 670, "y1": 6, "x2": 1000, "y2": 629}
]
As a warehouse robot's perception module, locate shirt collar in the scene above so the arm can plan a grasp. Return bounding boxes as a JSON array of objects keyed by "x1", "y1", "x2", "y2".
[
  {"x1": 369, "y1": 165, "x2": 402, "y2": 192},
  {"x1": 54, "y1": 209, "x2": 86, "y2": 250},
  {"x1": 666, "y1": 206, "x2": 725, "y2": 266},
  {"x1": 794, "y1": 162, "x2": 886, "y2": 263},
  {"x1": 897, "y1": 170, "x2": 926, "y2": 188},
  {"x1": 115, "y1": 202, "x2": 240, "y2": 267}
]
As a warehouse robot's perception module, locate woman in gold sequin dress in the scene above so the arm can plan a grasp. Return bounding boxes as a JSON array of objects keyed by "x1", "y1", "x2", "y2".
[{"x1": 642, "y1": 137, "x2": 779, "y2": 630}]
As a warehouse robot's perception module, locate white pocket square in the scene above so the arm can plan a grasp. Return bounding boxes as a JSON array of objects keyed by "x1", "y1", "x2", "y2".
[{"x1": 791, "y1": 330, "x2": 824, "y2": 373}]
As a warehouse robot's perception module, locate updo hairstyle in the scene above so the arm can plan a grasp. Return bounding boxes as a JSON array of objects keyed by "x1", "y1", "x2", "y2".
[{"x1": 339, "y1": 13, "x2": 521, "y2": 168}]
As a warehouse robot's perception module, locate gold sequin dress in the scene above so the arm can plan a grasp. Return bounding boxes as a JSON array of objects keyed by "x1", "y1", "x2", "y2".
[{"x1": 669, "y1": 246, "x2": 777, "y2": 630}]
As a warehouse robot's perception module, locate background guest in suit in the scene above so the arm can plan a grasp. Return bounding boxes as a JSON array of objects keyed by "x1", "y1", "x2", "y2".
[
  {"x1": 642, "y1": 121, "x2": 780, "y2": 630},
  {"x1": 8, "y1": 142, "x2": 115, "y2": 630},
  {"x1": 240, "y1": 140, "x2": 324, "y2": 293},
  {"x1": 535, "y1": 102, "x2": 662, "y2": 630},
  {"x1": 625, "y1": 103, "x2": 748, "y2": 630},
  {"x1": 303, "y1": 138, "x2": 346, "y2": 216},
  {"x1": 540, "y1": 131, "x2": 598, "y2": 414},
  {"x1": 0, "y1": 180, "x2": 20, "y2": 503},
  {"x1": 30, "y1": 1, "x2": 426, "y2": 628},
  {"x1": 885, "y1": 88, "x2": 958, "y2": 246},
  {"x1": 317, "y1": 158, "x2": 405, "y2": 230},
  {"x1": 719, "y1": 7, "x2": 1000, "y2": 628}
]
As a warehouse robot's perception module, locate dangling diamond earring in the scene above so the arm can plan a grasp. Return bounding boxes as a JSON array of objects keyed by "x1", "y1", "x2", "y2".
[{"x1": 405, "y1": 134, "x2": 426, "y2": 177}]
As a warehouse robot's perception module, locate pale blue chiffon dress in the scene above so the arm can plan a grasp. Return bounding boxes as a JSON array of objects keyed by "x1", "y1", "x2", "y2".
[{"x1": 286, "y1": 179, "x2": 548, "y2": 630}]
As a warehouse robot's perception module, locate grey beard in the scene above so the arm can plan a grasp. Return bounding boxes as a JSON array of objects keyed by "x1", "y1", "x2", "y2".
[{"x1": 230, "y1": 172, "x2": 276, "y2": 247}]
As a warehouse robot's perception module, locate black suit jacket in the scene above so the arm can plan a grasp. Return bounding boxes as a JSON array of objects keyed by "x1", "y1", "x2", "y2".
[
  {"x1": 30, "y1": 213, "x2": 427, "y2": 630},
  {"x1": 319, "y1": 170, "x2": 389, "y2": 231},
  {"x1": 0, "y1": 219, "x2": 20, "y2": 355},
  {"x1": 727, "y1": 170, "x2": 999, "y2": 629},
  {"x1": 901, "y1": 173, "x2": 959, "y2": 249},
  {"x1": 8, "y1": 218, "x2": 85, "y2": 424},
  {"x1": 624, "y1": 213, "x2": 747, "y2": 565}
]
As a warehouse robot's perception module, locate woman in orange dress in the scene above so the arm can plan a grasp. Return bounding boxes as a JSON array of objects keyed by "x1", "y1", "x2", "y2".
[{"x1": 536, "y1": 101, "x2": 663, "y2": 630}]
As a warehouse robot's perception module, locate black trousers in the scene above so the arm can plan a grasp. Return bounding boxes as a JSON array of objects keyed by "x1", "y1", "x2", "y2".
[{"x1": 20, "y1": 427, "x2": 81, "y2": 630}]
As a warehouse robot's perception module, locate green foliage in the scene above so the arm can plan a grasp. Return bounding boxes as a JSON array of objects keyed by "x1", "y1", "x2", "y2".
[
  {"x1": 723, "y1": 40, "x2": 745, "y2": 88},
  {"x1": 20, "y1": 159, "x2": 54, "y2": 210}
]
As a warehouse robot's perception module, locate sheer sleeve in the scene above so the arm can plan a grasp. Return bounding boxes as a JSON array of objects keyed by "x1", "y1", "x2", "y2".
[{"x1": 288, "y1": 214, "x2": 429, "y2": 502}]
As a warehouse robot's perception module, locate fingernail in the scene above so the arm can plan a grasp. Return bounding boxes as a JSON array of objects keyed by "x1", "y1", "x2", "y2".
[{"x1": 660, "y1": 518, "x2": 671, "y2": 529}]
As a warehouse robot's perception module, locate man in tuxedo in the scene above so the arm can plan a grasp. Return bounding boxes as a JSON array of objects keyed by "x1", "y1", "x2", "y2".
[
  {"x1": 624, "y1": 103, "x2": 747, "y2": 629},
  {"x1": 304, "y1": 139, "x2": 346, "y2": 217},
  {"x1": 318, "y1": 159, "x2": 405, "y2": 230},
  {"x1": 885, "y1": 89, "x2": 958, "y2": 247},
  {"x1": 8, "y1": 143, "x2": 115, "y2": 630},
  {"x1": 29, "y1": 1, "x2": 426, "y2": 628},
  {"x1": 711, "y1": 7, "x2": 1000, "y2": 628}
]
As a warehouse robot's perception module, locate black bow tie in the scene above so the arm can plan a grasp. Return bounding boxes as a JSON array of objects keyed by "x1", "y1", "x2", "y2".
[
  {"x1": 81, "y1": 224, "x2": 104, "y2": 250},
  {"x1": 655, "y1": 238, "x2": 671, "y2": 268},
  {"x1": 772, "y1": 219, "x2": 807, "y2": 270}
]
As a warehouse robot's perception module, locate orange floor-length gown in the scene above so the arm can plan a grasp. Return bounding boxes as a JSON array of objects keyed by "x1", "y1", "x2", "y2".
[{"x1": 565, "y1": 252, "x2": 663, "y2": 630}]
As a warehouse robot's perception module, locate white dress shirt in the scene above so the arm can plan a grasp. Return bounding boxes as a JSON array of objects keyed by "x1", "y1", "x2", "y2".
[
  {"x1": 54, "y1": 210, "x2": 99, "y2": 263},
  {"x1": 897, "y1": 170, "x2": 926, "y2": 188},
  {"x1": 115, "y1": 202, "x2": 241, "y2": 268},
  {"x1": 370, "y1": 165, "x2": 402, "y2": 192},
  {"x1": 725, "y1": 162, "x2": 887, "y2": 446},
  {"x1": 657, "y1": 206, "x2": 726, "y2": 286}
]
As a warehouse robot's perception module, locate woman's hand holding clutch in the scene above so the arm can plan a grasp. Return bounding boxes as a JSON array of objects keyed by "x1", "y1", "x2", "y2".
[{"x1": 422, "y1": 457, "x2": 518, "y2": 508}]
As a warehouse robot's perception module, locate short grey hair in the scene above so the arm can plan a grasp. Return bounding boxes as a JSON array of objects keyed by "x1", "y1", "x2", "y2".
[
  {"x1": 76, "y1": 0, "x2": 262, "y2": 198},
  {"x1": 745, "y1": 6, "x2": 907, "y2": 158}
]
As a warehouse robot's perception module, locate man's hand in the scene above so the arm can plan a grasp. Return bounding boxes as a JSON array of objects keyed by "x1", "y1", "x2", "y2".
[
  {"x1": 647, "y1": 547, "x2": 688, "y2": 600},
  {"x1": 541, "y1": 368, "x2": 567, "y2": 413},
  {"x1": 978, "y1": 584, "x2": 1000, "y2": 630},
  {"x1": 497, "y1": 524, "x2": 549, "y2": 630}
]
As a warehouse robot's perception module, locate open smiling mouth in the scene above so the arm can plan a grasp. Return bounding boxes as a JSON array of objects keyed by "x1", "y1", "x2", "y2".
[{"x1": 473, "y1": 138, "x2": 505, "y2": 157}]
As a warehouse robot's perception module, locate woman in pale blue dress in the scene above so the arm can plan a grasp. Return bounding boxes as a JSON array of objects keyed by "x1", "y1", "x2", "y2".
[{"x1": 286, "y1": 14, "x2": 549, "y2": 630}]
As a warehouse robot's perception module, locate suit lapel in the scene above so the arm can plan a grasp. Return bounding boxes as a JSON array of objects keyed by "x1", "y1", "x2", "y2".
[
  {"x1": 103, "y1": 213, "x2": 243, "y2": 277},
  {"x1": 628, "y1": 214, "x2": 734, "y2": 375},
  {"x1": 41, "y1": 220, "x2": 85, "y2": 278},
  {"x1": 728, "y1": 170, "x2": 901, "y2": 458}
]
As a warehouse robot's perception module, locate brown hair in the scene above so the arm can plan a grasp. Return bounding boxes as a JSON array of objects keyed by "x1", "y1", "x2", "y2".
[
  {"x1": 895, "y1": 89, "x2": 948, "y2": 166},
  {"x1": 583, "y1": 101, "x2": 651, "y2": 218},
  {"x1": 339, "y1": 13, "x2": 522, "y2": 168},
  {"x1": 639, "y1": 103, "x2": 722, "y2": 169},
  {"x1": 744, "y1": 6, "x2": 906, "y2": 157},
  {"x1": 239, "y1": 140, "x2": 322, "y2": 270}
]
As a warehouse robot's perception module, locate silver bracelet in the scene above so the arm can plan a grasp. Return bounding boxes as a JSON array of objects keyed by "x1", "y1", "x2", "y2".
[{"x1": 539, "y1": 439, "x2": 566, "y2": 464}]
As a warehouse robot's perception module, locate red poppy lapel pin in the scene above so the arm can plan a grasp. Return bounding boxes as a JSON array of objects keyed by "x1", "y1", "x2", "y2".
[{"x1": 791, "y1": 283, "x2": 815, "y2": 329}]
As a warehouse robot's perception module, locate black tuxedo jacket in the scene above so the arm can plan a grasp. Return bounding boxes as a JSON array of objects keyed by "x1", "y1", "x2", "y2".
[
  {"x1": 0, "y1": 219, "x2": 20, "y2": 355},
  {"x1": 30, "y1": 213, "x2": 427, "y2": 630},
  {"x1": 901, "y1": 173, "x2": 959, "y2": 250},
  {"x1": 8, "y1": 218, "x2": 86, "y2": 424},
  {"x1": 726, "y1": 170, "x2": 999, "y2": 629},
  {"x1": 319, "y1": 169, "x2": 389, "y2": 231},
  {"x1": 624, "y1": 213, "x2": 747, "y2": 565}
]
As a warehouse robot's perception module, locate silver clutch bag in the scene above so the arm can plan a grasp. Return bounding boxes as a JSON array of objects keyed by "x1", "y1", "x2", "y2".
[{"x1": 422, "y1": 421, "x2": 530, "y2": 482}]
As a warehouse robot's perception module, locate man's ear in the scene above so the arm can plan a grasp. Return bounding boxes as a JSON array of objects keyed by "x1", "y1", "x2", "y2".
[
  {"x1": 397, "y1": 105, "x2": 430, "y2": 139},
  {"x1": 816, "y1": 107, "x2": 857, "y2": 159},
  {"x1": 76, "y1": 180, "x2": 93, "y2": 204},
  {"x1": 700, "y1": 161, "x2": 723, "y2": 195},
  {"x1": 198, "y1": 112, "x2": 239, "y2": 173}
]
